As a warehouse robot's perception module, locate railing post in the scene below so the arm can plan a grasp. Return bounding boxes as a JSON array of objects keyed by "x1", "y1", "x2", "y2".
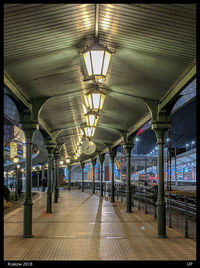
[
  {"x1": 185, "y1": 196, "x2": 189, "y2": 238},
  {"x1": 138, "y1": 187, "x2": 141, "y2": 210},
  {"x1": 145, "y1": 189, "x2": 147, "y2": 214},
  {"x1": 168, "y1": 193, "x2": 172, "y2": 228}
]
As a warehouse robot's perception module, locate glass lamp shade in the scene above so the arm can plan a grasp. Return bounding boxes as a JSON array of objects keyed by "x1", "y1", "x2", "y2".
[
  {"x1": 85, "y1": 111, "x2": 99, "y2": 127},
  {"x1": 82, "y1": 43, "x2": 112, "y2": 80},
  {"x1": 83, "y1": 85, "x2": 106, "y2": 112},
  {"x1": 84, "y1": 126, "x2": 95, "y2": 138},
  {"x1": 66, "y1": 159, "x2": 71, "y2": 164}
]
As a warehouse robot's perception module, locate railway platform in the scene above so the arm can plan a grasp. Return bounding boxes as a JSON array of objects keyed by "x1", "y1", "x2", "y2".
[{"x1": 4, "y1": 189, "x2": 196, "y2": 261}]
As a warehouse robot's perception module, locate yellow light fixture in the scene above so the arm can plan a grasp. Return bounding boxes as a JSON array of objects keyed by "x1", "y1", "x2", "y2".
[
  {"x1": 66, "y1": 158, "x2": 71, "y2": 164},
  {"x1": 13, "y1": 157, "x2": 19, "y2": 164},
  {"x1": 82, "y1": 43, "x2": 112, "y2": 80},
  {"x1": 83, "y1": 84, "x2": 106, "y2": 112},
  {"x1": 85, "y1": 111, "x2": 99, "y2": 127},
  {"x1": 84, "y1": 126, "x2": 95, "y2": 138}
]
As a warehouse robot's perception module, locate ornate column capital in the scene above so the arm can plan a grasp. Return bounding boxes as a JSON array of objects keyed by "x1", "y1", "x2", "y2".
[
  {"x1": 80, "y1": 161, "x2": 85, "y2": 169},
  {"x1": 92, "y1": 158, "x2": 97, "y2": 166},
  {"x1": 67, "y1": 165, "x2": 71, "y2": 171},
  {"x1": 151, "y1": 121, "x2": 170, "y2": 144},
  {"x1": 44, "y1": 137, "x2": 55, "y2": 155},
  {"x1": 109, "y1": 147, "x2": 117, "y2": 162},
  {"x1": 99, "y1": 153, "x2": 105, "y2": 164},
  {"x1": 123, "y1": 141, "x2": 134, "y2": 156}
]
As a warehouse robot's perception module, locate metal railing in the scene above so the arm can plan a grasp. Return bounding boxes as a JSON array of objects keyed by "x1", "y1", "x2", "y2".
[{"x1": 74, "y1": 181, "x2": 196, "y2": 240}]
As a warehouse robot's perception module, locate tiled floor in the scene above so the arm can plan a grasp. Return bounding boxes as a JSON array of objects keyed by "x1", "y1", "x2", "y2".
[{"x1": 4, "y1": 190, "x2": 196, "y2": 261}]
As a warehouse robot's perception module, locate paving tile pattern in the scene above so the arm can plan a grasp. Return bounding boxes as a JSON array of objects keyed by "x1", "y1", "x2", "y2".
[{"x1": 4, "y1": 190, "x2": 196, "y2": 261}]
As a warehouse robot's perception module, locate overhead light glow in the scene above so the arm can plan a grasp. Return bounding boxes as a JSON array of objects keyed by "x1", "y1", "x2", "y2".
[
  {"x1": 84, "y1": 84, "x2": 106, "y2": 112},
  {"x1": 85, "y1": 111, "x2": 99, "y2": 127},
  {"x1": 84, "y1": 126, "x2": 95, "y2": 138},
  {"x1": 82, "y1": 43, "x2": 112, "y2": 80}
]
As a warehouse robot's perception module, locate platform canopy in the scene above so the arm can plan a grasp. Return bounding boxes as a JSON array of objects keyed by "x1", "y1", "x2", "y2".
[{"x1": 4, "y1": 4, "x2": 196, "y2": 164}]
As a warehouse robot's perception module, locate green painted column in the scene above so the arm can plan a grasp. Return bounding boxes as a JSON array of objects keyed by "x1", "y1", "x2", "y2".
[
  {"x1": 21, "y1": 121, "x2": 38, "y2": 238},
  {"x1": 99, "y1": 154, "x2": 105, "y2": 197},
  {"x1": 81, "y1": 162, "x2": 85, "y2": 192},
  {"x1": 109, "y1": 148, "x2": 117, "y2": 203},
  {"x1": 54, "y1": 151, "x2": 59, "y2": 203},
  {"x1": 51, "y1": 158, "x2": 54, "y2": 193},
  {"x1": 154, "y1": 127, "x2": 167, "y2": 238},
  {"x1": 92, "y1": 158, "x2": 96, "y2": 194},
  {"x1": 123, "y1": 141, "x2": 134, "y2": 213},
  {"x1": 45, "y1": 142, "x2": 55, "y2": 213},
  {"x1": 37, "y1": 171, "x2": 40, "y2": 191},
  {"x1": 68, "y1": 165, "x2": 71, "y2": 191}
]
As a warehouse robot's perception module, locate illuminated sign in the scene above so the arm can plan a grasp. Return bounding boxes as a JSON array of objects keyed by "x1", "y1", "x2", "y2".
[
  {"x1": 14, "y1": 126, "x2": 25, "y2": 143},
  {"x1": 10, "y1": 141, "x2": 17, "y2": 159},
  {"x1": 23, "y1": 145, "x2": 26, "y2": 159}
]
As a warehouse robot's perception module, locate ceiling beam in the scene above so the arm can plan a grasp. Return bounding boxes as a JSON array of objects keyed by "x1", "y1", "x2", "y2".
[
  {"x1": 4, "y1": 71, "x2": 32, "y2": 111},
  {"x1": 95, "y1": 4, "x2": 99, "y2": 39},
  {"x1": 158, "y1": 59, "x2": 196, "y2": 112},
  {"x1": 100, "y1": 113, "x2": 151, "y2": 155}
]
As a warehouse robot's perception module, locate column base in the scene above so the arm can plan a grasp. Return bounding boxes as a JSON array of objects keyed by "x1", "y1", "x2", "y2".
[
  {"x1": 126, "y1": 209, "x2": 132, "y2": 213},
  {"x1": 157, "y1": 235, "x2": 167, "y2": 238},
  {"x1": 23, "y1": 234, "x2": 33, "y2": 238},
  {"x1": 23, "y1": 200, "x2": 33, "y2": 238},
  {"x1": 156, "y1": 200, "x2": 167, "y2": 238}
]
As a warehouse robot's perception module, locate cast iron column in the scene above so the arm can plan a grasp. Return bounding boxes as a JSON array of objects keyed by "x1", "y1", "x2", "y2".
[
  {"x1": 81, "y1": 162, "x2": 85, "y2": 192},
  {"x1": 37, "y1": 170, "x2": 40, "y2": 191},
  {"x1": 54, "y1": 151, "x2": 59, "y2": 203},
  {"x1": 109, "y1": 148, "x2": 117, "y2": 202},
  {"x1": 45, "y1": 141, "x2": 55, "y2": 213},
  {"x1": 153, "y1": 127, "x2": 167, "y2": 238},
  {"x1": 52, "y1": 158, "x2": 54, "y2": 193},
  {"x1": 68, "y1": 165, "x2": 71, "y2": 191},
  {"x1": 41, "y1": 164, "x2": 45, "y2": 183},
  {"x1": 123, "y1": 140, "x2": 134, "y2": 213},
  {"x1": 21, "y1": 121, "x2": 38, "y2": 238},
  {"x1": 92, "y1": 158, "x2": 96, "y2": 194},
  {"x1": 99, "y1": 154, "x2": 105, "y2": 197}
]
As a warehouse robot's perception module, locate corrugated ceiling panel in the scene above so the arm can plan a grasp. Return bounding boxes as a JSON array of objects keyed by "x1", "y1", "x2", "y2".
[{"x1": 99, "y1": 4, "x2": 196, "y2": 63}]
